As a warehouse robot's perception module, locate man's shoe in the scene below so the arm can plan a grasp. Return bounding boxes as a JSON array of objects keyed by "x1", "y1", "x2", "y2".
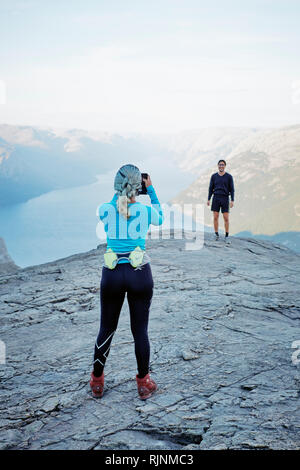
[
  {"x1": 90, "y1": 371, "x2": 104, "y2": 398},
  {"x1": 136, "y1": 373, "x2": 157, "y2": 400},
  {"x1": 215, "y1": 234, "x2": 220, "y2": 241},
  {"x1": 225, "y1": 236, "x2": 231, "y2": 244}
]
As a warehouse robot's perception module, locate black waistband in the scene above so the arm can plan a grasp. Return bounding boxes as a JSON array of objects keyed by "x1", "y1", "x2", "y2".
[{"x1": 116, "y1": 252, "x2": 131, "y2": 258}]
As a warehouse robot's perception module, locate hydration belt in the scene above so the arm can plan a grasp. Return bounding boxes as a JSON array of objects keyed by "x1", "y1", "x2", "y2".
[{"x1": 103, "y1": 246, "x2": 145, "y2": 269}]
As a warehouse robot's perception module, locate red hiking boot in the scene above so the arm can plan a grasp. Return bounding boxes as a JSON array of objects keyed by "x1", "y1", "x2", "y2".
[
  {"x1": 90, "y1": 371, "x2": 104, "y2": 398},
  {"x1": 136, "y1": 373, "x2": 157, "y2": 400}
]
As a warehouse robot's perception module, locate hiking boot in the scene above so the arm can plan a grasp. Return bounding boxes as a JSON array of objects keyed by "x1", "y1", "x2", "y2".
[
  {"x1": 90, "y1": 371, "x2": 104, "y2": 398},
  {"x1": 136, "y1": 373, "x2": 157, "y2": 400}
]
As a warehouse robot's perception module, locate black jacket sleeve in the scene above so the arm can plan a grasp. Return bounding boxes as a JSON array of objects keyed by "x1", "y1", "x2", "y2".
[
  {"x1": 229, "y1": 175, "x2": 235, "y2": 201},
  {"x1": 208, "y1": 174, "x2": 214, "y2": 201}
]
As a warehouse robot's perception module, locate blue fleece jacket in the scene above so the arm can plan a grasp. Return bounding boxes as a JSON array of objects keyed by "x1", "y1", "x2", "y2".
[{"x1": 98, "y1": 185, "x2": 164, "y2": 263}]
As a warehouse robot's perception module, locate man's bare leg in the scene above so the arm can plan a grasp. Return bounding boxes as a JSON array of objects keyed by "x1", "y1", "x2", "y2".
[
  {"x1": 213, "y1": 211, "x2": 219, "y2": 238},
  {"x1": 223, "y1": 212, "x2": 229, "y2": 233},
  {"x1": 223, "y1": 212, "x2": 231, "y2": 243}
]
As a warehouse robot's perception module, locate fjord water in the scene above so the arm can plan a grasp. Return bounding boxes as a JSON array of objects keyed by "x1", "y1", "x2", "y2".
[{"x1": 0, "y1": 164, "x2": 197, "y2": 268}]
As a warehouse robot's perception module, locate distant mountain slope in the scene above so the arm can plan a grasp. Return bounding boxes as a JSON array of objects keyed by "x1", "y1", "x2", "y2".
[
  {"x1": 0, "y1": 124, "x2": 161, "y2": 206},
  {"x1": 151, "y1": 126, "x2": 258, "y2": 175},
  {"x1": 1, "y1": 122, "x2": 299, "y2": 227},
  {"x1": 0, "y1": 124, "x2": 261, "y2": 207},
  {"x1": 171, "y1": 124, "x2": 300, "y2": 236}
]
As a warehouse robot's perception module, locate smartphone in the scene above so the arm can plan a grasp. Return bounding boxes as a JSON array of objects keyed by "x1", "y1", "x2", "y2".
[{"x1": 138, "y1": 173, "x2": 148, "y2": 195}]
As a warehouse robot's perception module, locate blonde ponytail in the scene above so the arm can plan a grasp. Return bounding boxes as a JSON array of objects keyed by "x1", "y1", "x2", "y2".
[{"x1": 117, "y1": 195, "x2": 131, "y2": 220}]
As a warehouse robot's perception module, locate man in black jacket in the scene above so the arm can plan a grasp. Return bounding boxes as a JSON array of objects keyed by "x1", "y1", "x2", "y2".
[{"x1": 207, "y1": 159, "x2": 235, "y2": 244}]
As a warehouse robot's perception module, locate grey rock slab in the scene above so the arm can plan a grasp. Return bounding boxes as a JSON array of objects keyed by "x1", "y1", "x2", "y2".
[{"x1": 1, "y1": 233, "x2": 300, "y2": 449}]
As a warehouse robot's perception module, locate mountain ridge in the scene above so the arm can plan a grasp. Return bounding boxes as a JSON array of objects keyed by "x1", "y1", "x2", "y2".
[{"x1": 0, "y1": 122, "x2": 289, "y2": 207}]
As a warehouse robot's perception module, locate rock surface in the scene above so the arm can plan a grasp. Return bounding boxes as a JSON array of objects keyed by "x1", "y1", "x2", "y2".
[
  {"x1": 0, "y1": 232, "x2": 300, "y2": 450},
  {"x1": 0, "y1": 237, "x2": 19, "y2": 275}
]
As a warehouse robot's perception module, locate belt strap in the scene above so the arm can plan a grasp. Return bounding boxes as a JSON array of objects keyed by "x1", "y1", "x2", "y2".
[{"x1": 116, "y1": 252, "x2": 131, "y2": 258}]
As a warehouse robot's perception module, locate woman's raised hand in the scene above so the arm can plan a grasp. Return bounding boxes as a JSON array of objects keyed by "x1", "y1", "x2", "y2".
[{"x1": 143, "y1": 174, "x2": 152, "y2": 188}]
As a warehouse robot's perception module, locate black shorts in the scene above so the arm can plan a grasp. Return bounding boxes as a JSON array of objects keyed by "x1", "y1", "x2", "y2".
[{"x1": 211, "y1": 196, "x2": 229, "y2": 213}]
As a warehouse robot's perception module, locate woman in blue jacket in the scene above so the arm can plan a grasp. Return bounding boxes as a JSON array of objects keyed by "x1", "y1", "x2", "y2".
[{"x1": 90, "y1": 164, "x2": 164, "y2": 400}]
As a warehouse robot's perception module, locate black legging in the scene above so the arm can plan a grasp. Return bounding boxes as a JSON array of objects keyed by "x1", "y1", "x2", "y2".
[{"x1": 93, "y1": 262, "x2": 154, "y2": 378}]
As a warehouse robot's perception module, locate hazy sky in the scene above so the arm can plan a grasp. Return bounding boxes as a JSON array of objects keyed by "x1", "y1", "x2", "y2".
[{"x1": 1, "y1": 0, "x2": 300, "y2": 133}]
